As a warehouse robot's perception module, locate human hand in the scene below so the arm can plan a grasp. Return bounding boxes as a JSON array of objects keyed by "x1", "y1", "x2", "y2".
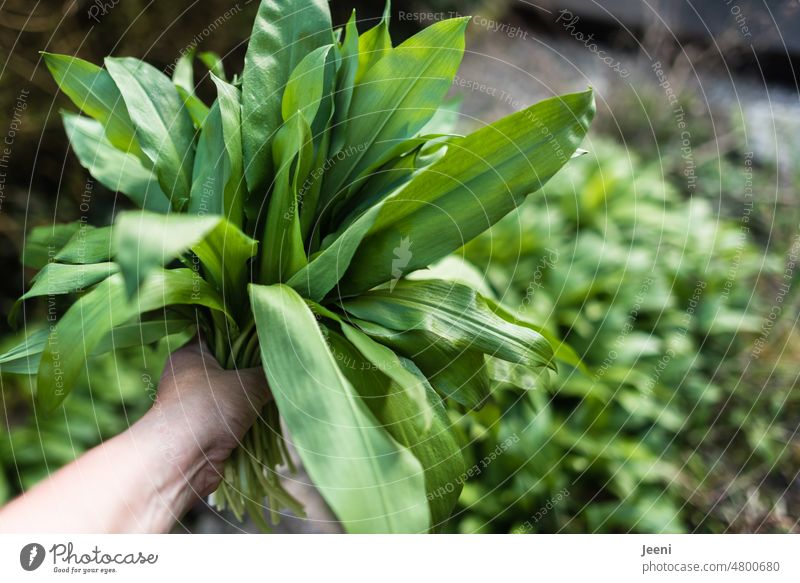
[
  {"x1": 0, "y1": 339, "x2": 271, "y2": 533},
  {"x1": 145, "y1": 340, "x2": 271, "y2": 497}
]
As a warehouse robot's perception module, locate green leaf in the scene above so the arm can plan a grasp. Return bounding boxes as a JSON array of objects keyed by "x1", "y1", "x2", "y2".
[
  {"x1": 485, "y1": 296, "x2": 588, "y2": 373},
  {"x1": 242, "y1": 0, "x2": 331, "y2": 193},
  {"x1": 249, "y1": 283, "x2": 429, "y2": 533},
  {"x1": 260, "y1": 113, "x2": 312, "y2": 283},
  {"x1": 286, "y1": 201, "x2": 383, "y2": 301},
  {"x1": 177, "y1": 87, "x2": 210, "y2": 129},
  {"x1": 37, "y1": 269, "x2": 229, "y2": 410},
  {"x1": 105, "y1": 57, "x2": 196, "y2": 207},
  {"x1": 0, "y1": 328, "x2": 49, "y2": 375},
  {"x1": 55, "y1": 226, "x2": 112, "y2": 264},
  {"x1": 173, "y1": 53, "x2": 210, "y2": 129},
  {"x1": 282, "y1": 44, "x2": 334, "y2": 126},
  {"x1": 42, "y1": 53, "x2": 144, "y2": 159},
  {"x1": 189, "y1": 101, "x2": 228, "y2": 215},
  {"x1": 198, "y1": 51, "x2": 226, "y2": 80},
  {"x1": 191, "y1": 220, "x2": 258, "y2": 317},
  {"x1": 92, "y1": 316, "x2": 193, "y2": 355},
  {"x1": 0, "y1": 317, "x2": 192, "y2": 375},
  {"x1": 22, "y1": 223, "x2": 81, "y2": 269},
  {"x1": 210, "y1": 74, "x2": 245, "y2": 227},
  {"x1": 354, "y1": 0, "x2": 392, "y2": 84},
  {"x1": 325, "y1": 329, "x2": 464, "y2": 531},
  {"x1": 62, "y1": 113, "x2": 171, "y2": 212},
  {"x1": 113, "y1": 211, "x2": 256, "y2": 301},
  {"x1": 330, "y1": 10, "x2": 359, "y2": 154},
  {"x1": 340, "y1": 89, "x2": 595, "y2": 293},
  {"x1": 321, "y1": 17, "x2": 468, "y2": 212},
  {"x1": 12, "y1": 261, "x2": 119, "y2": 318},
  {"x1": 172, "y1": 52, "x2": 195, "y2": 95},
  {"x1": 340, "y1": 279, "x2": 554, "y2": 370},
  {"x1": 307, "y1": 301, "x2": 432, "y2": 428},
  {"x1": 351, "y1": 321, "x2": 490, "y2": 409}
]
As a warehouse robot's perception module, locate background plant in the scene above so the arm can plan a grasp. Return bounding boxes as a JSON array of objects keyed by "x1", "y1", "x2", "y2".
[{"x1": 454, "y1": 139, "x2": 794, "y2": 533}]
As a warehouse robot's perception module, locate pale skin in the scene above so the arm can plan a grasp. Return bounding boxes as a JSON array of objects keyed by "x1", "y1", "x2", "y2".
[{"x1": 0, "y1": 341, "x2": 270, "y2": 533}]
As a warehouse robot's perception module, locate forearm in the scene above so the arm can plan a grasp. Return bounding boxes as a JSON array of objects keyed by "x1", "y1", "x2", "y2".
[{"x1": 0, "y1": 406, "x2": 216, "y2": 533}]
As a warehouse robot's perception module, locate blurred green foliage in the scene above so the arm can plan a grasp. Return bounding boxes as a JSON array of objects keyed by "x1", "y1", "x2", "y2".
[
  {"x1": 455, "y1": 140, "x2": 797, "y2": 533},
  {"x1": 0, "y1": 339, "x2": 170, "y2": 504}
]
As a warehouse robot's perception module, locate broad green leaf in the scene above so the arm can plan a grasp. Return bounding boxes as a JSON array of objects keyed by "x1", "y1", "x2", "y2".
[
  {"x1": 420, "y1": 94, "x2": 463, "y2": 135},
  {"x1": 113, "y1": 211, "x2": 256, "y2": 302},
  {"x1": 105, "y1": 57, "x2": 196, "y2": 207},
  {"x1": 352, "y1": 320, "x2": 490, "y2": 409},
  {"x1": 249, "y1": 283, "x2": 429, "y2": 533},
  {"x1": 37, "y1": 269, "x2": 229, "y2": 410},
  {"x1": 192, "y1": 220, "x2": 258, "y2": 318},
  {"x1": 485, "y1": 296, "x2": 587, "y2": 373},
  {"x1": 330, "y1": 10, "x2": 359, "y2": 154},
  {"x1": 340, "y1": 89, "x2": 595, "y2": 293},
  {"x1": 326, "y1": 329, "x2": 464, "y2": 530},
  {"x1": 286, "y1": 201, "x2": 383, "y2": 301},
  {"x1": 242, "y1": 0, "x2": 331, "y2": 193},
  {"x1": 92, "y1": 317, "x2": 193, "y2": 355},
  {"x1": 329, "y1": 133, "x2": 456, "y2": 223},
  {"x1": 189, "y1": 101, "x2": 228, "y2": 215},
  {"x1": 282, "y1": 44, "x2": 334, "y2": 126},
  {"x1": 177, "y1": 87, "x2": 210, "y2": 129},
  {"x1": 307, "y1": 301, "x2": 432, "y2": 428},
  {"x1": 0, "y1": 317, "x2": 192, "y2": 375},
  {"x1": 22, "y1": 223, "x2": 81, "y2": 269},
  {"x1": 13, "y1": 261, "x2": 118, "y2": 312},
  {"x1": 113, "y1": 211, "x2": 218, "y2": 296},
  {"x1": 0, "y1": 328, "x2": 49, "y2": 375},
  {"x1": 173, "y1": 53, "x2": 210, "y2": 129},
  {"x1": 42, "y1": 53, "x2": 144, "y2": 159},
  {"x1": 260, "y1": 113, "x2": 312, "y2": 283},
  {"x1": 62, "y1": 113, "x2": 171, "y2": 212},
  {"x1": 340, "y1": 279, "x2": 554, "y2": 370},
  {"x1": 354, "y1": 1, "x2": 392, "y2": 84},
  {"x1": 210, "y1": 74, "x2": 245, "y2": 227},
  {"x1": 55, "y1": 226, "x2": 112, "y2": 264},
  {"x1": 321, "y1": 17, "x2": 468, "y2": 211}
]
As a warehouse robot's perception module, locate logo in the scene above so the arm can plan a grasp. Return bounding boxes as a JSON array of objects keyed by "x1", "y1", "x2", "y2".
[
  {"x1": 20, "y1": 543, "x2": 46, "y2": 571},
  {"x1": 390, "y1": 236, "x2": 413, "y2": 291}
]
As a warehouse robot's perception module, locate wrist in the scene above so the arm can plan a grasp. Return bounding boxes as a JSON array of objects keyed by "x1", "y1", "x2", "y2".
[{"x1": 128, "y1": 406, "x2": 223, "y2": 527}]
